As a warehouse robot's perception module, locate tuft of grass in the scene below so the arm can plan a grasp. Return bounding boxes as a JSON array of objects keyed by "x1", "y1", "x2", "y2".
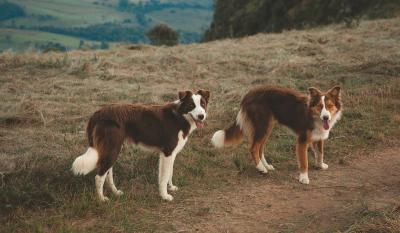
[
  {"x1": 0, "y1": 18, "x2": 399, "y2": 232},
  {"x1": 345, "y1": 205, "x2": 400, "y2": 233}
]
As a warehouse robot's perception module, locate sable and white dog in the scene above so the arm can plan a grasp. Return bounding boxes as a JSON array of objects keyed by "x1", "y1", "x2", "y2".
[
  {"x1": 72, "y1": 90, "x2": 210, "y2": 201},
  {"x1": 211, "y1": 86, "x2": 342, "y2": 184}
]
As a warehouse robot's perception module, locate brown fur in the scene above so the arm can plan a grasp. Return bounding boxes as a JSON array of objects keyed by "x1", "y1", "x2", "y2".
[
  {"x1": 215, "y1": 85, "x2": 342, "y2": 177},
  {"x1": 87, "y1": 90, "x2": 209, "y2": 176}
]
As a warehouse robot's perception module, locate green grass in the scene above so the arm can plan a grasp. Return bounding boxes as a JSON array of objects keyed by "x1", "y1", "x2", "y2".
[
  {"x1": 147, "y1": 8, "x2": 213, "y2": 33},
  {"x1": 0, "y1": 18, "x2": 399, "y2": 232},
  {"x1": 0, "y1": 0, "x2": 137, "y2": 28},
  {"x1": 0, "y1": 28, "x2": 103, "y2": 52}
]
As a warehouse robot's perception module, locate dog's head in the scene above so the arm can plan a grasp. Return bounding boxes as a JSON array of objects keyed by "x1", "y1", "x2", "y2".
[
  {"x1": 308, "y1": 86, "x2": 342, "y2": 130},
  {"x1": 177, "y1": 89, "x2": 210, "y2": 129}
]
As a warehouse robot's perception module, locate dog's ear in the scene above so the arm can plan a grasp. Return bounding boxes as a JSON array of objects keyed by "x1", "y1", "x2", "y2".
[
  {"x1": 308, "y1": 87, "x2": 322, "y2": 97},
  {"x1": 197, "y1": 89, "x2": 210, "y2": 102},
  {"x1": 327, "y1": 86, "x2": 341, "y2": 98},
  {"x1": 178, "y1": 90, "x2": 192, "y2": 100}
]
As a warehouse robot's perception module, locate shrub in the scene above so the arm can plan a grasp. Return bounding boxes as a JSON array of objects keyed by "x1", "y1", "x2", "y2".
[{"x1": 146, "y1": 23, "x2": 179, "y2": 46}]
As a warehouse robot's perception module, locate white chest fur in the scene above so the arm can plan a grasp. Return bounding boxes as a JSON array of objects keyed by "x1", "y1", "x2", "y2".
[
  {"x1": 311, "y1": 111, "x2": 342, "y2": 142},
  {"x1": 173, "y1": 131, "x2": 188, "y2": 154}
]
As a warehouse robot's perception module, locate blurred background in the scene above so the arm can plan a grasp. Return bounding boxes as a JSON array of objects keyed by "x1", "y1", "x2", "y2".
[{"x1": 0, "y1": 0, "x2": 399, "y2": 52}]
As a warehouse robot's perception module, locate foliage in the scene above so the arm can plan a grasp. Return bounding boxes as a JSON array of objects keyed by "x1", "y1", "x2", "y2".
[
  {"x1": 34, "y1": 23, "x2": 147, "y2": 43},
  {"x1": 35, "y1": 41, "x2": 67, "y2": 52},
  {"x1": 100, "y1": 41, "x2": 109, "y2": 49},
  {"x1": 0, "y1": 2, "x2": 25, "y2": 21},
  {"x1": 204, "y1": 0, "x2": 400, "y2": 41},
  {"x1": 146, "y1": 23, "x2": 179, "y2": 46}
]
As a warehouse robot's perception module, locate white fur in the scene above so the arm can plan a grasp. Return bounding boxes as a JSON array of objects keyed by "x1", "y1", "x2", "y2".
[
  {"x1": 159, "y1": 131, "x2": 187, "y2": 201},
  {"x1": 189, "y1": 94, "x2": 207, "y2": 121},
  {"x1": 106, "y1": 167, "x2": 123, "y2": 196},
  {"x1": 71, "y1": 147, "x2": 98, "y2": 175},
  {"x1": 299, "y1": 172, "x2": 309, "y2": 184},
  {"x1": 261, "y1": 154, "x2": 275, "y2": 171},
  {"x1": 95, "y1": 174, "x2": 108, "y2": 201},
  {"x1": 311, "y1": 110, "x2": 342, "y2": 141},
  {"x1": 311, "y1": 145, "x2": 329, "y2": 170},
  {"x1": 320, "y1": 96, "x2": 331, "y2": 120},
  {"x1": 211, "y1": 130, "x2": 225, "y2": 148},
  {"x1": 236, "y1": 109, "x2": 252, "y2": 138},
  {"x1": 256, "y1": 161, "x2": 268, "y2": 173}
]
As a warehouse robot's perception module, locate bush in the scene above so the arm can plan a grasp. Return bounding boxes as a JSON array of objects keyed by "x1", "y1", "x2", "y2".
[
  {"x1": 146, "y1": 23, "x2": 179, "y2": 46},
  {"x1": 0, "y1": 2, "x2": 25, "y2": 21}
]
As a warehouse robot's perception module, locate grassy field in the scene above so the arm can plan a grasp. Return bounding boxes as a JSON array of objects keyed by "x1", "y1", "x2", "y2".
[
  {"x1": 0, "y1": 18, "x2": 400, "y2": 232},
  {"x1": 0, "y1": 0, "x2": 137, "y2": 28},
  {"x1": 0, "y1": 28, "x2": 105, "y2": 52},
  {"x1": 146, "y1": 8, "x2": 212, "y2": 33}
]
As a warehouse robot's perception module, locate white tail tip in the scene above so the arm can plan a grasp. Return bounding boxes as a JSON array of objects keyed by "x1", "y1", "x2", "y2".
[
  {"x1": 71, "y1": 147, "x2": 98, "y2": 176},
  {"x1": 211, "y1": 130, "x2": 225, "y2": 148}
]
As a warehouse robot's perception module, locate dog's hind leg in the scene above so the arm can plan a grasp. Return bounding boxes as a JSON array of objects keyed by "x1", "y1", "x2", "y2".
[
  {"x1": 251, "y1": 141, "x2": 268, "y2": 174},
  {"x1": 106, "y1": 167, "x2": 123, "y2": 196},
  {"x1": 94, "y1": 124, "x2": 124, "y2": 201},
  {"x1": 259, "y1": 117, "x2": 275, "y2": 171}
]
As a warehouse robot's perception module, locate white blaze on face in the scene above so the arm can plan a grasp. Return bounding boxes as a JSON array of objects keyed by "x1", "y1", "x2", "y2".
[
  {"x1": 189, "y1": 94, "x2": 206, "y2": 120},
  {"x1": 320, "y1": 96, "x2": 331, "y2": 130}
]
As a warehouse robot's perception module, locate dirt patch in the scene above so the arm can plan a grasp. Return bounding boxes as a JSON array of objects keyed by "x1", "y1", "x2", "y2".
[{"x1": 168, "y1": 144, "x2": 400, "y2": 233}]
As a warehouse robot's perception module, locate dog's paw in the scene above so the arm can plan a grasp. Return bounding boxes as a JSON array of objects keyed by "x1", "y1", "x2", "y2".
[
  {"x1": 299, "y1": 173, "x2": 310, "y2": 184},
  {"x1": 256, "y1": 162, "x2": 268, "y2": 174},
  {"x1": 114, "y1": 190, "x2": 124, "y2": 196},
  {"x1": 266, "y1": 164, "x2": 275, "y2": 171},
  {"x1": 168, "y1": 185, "x2": 179, "y2": 191},
  {"x1": 320, "y1": 163, "x2": 328, "y2": 170},
  {"x1": 161, "y1": 194, "x2": 174, "y2": 201},
  {"x1": 99, "y1": 196, "x2": 110, "y2": 202}
]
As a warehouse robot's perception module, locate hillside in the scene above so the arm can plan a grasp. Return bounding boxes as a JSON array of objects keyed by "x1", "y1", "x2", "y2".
[
  {"x1": 1, "y1": 18, "x2": 400, "y2": 232},
  {"x1": 204, "y1": 0, "x2": 400, "y2": 41},
  {"x1": 0, "y1": 0, "x2": 213, "y2": 51}
]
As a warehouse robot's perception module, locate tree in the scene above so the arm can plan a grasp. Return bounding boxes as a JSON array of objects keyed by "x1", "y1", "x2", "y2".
[
  {"x1": 79, "y1": 40, "x2": 84, "y2": 49},
  {"x1": 100, "y1": 41, "x2": 109, "y2": 49},
  {"x1": 146, "y1": 23, "x2": 179, "y2": 46},
  {"x1": 118, "y1": 0, "x2": 129, "y2": 10}
]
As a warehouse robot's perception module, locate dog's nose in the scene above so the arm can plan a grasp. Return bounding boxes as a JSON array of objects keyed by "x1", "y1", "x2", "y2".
[
  {"x1": 322, "y1": 116, "x2": 329, "y2": 121},
  {"x1": 198, "y1": 114, "x2": 204, "y2": 120}
]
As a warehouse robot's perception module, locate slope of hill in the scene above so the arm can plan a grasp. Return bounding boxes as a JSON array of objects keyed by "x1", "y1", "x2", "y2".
[
  {"x1": 204, "y1": 0, "x2": 400, "y2": 41},
  {"x1": 1, "y1": 18, "x2": 399, "y2": 232},
  {"x1": 0, "y1": 0, "x2": 213, "y2": 51}
]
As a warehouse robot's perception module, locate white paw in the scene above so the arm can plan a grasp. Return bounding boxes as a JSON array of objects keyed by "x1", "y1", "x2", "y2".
[
  {"x1": 299, "y1": 173, "x2": 310, "y2": 184},
  {"x1": 266, "y1": 164, "x2": 275, "y2": 171},
  {"x1": 114, "y1": 190, "x2": 124, "y2": 196},
  {"x1": 99, "y1": 196, "x2": 109, "y2": 202},
  {"x1": 256, "y1": 162, "x2": 268, "y2": 174},
  {"x1": 168, "y1": 185, "x2": 179, "y2": 191},
  {"x1": 161, "y1": 193, "x2": 174, "y2": 201},
  {"x1": 320, "y1": 163, "x2": 328, "y2": 170}
]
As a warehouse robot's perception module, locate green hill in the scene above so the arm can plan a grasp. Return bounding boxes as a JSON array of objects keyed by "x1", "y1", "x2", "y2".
[
  {"x1": 0, "y1": 0, "x2": 213, "y2": 51},
  {"x1": 204, "y1": 0, "x2": 400, "y2": 41}
]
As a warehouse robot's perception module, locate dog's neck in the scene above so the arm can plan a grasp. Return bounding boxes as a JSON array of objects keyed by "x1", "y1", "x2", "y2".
[{"x1": 169, "y1": 100, "x2": 196, "y2": 137}]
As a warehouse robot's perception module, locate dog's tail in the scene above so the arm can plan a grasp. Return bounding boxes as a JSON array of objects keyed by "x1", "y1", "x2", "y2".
[
  {"x1": 71, "y1": 147, "x2": 98, "y2": 175},
  {"x1": 211, "y1": 109, "x2": 252, "y2": 148}
]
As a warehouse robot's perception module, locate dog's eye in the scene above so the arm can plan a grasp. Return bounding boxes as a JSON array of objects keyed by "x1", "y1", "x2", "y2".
[{"x1": 189, "y1": 103, "x2": 195, "y2": 108}]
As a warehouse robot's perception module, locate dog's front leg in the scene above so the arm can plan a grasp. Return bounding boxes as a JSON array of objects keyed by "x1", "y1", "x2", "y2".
[
  {"x1": 159, "y1": 153, "x2": 174, "y2": 201},
  {"x1": 312, "y1": 141, "x2": 328, "y2": 170},
  {"x1": 297, "y1": 139, "x2": 310, "y2": 184},
  {"x1": 168, "y1": 153, "x2": 179, "y2": 191}
]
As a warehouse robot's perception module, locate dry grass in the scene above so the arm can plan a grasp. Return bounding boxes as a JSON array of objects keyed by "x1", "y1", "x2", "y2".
[{"x1": 0, "y1": 18, "x2": 400, "y2": 232}]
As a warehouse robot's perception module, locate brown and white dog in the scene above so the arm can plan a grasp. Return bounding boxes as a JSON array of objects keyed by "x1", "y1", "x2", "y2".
[
  {"x1": 72, "y1": 90, "x2": 210, "y2": 201},
  {"x1": 211, "y1": 86, "x2": 341, "y2": 184}
]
